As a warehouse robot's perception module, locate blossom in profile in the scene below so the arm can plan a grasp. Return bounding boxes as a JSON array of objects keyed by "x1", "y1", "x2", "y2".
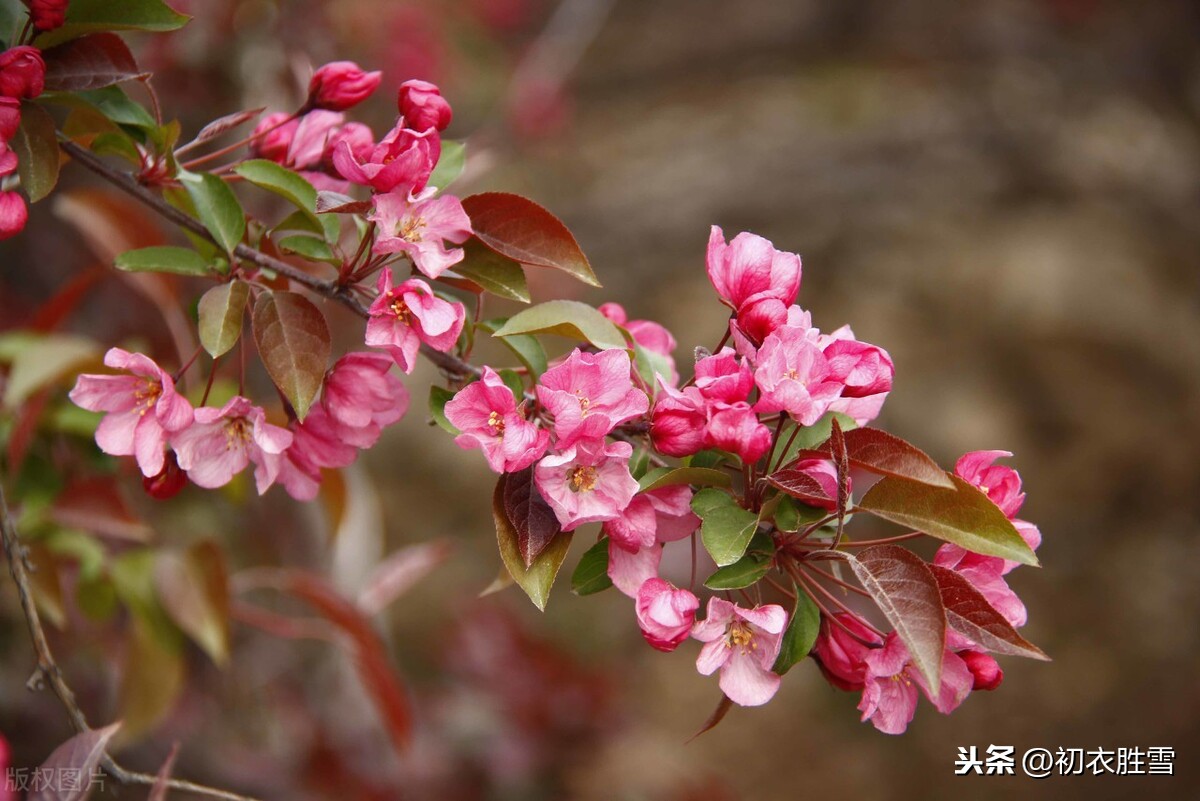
[
  {"x1": 398, "y1": 79, "x2": 453, "y2": 132},
  {"x1": 331, "y1": 122, "x2": 440, "y2": 194},
  {"x1": 636, "y1": 579, "x2": 699, "y2": 652},
  {"x1": 321, "y1": 352, "x2": 410, "y2": 448},
  {"x1": 706, "y1": 225, "x2": 801, "y2": 312},
  {"x1": 307, "y1": 61, "x2": 382, "y2": 111}
]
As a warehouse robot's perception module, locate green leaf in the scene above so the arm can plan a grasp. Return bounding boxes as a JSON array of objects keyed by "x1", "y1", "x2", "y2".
[
  {"x1": 13, "y1": 102, "x2": 61, "y2": 203},
  {"x1": 428, "y1": 385, "x2": 458, "y2": 435},
  {"x1": 772, "y1": 588, "x2": 820, "y2": 675},
  {"x1": 234, "y1": 159, "x2": 318, "y2": 219},
  {"x1": 687, "y1": 450, "x2": 728, "y2": 471},
  {"x1": 452, "y1": 238, "x2": 530, "y2": 303},
  {"x1": 461, "y1": 192, "x2": 600, "y2": 287},
  {"x1": 68, "y1": 85, "x2": 157, "y2": 129},
  {"x1": 691, "y1": 488, "x2": 759, "y2": 567},
  {"x1": 180, "y1": 171, "x2": 245, "y2": 255},
  {"x1": 251, "y1": 290, "x2": 331, "y2": 420},
  {"x1": 427, "y1": 139, "x2": 466, "y2": 190},
  {"x1": 630, "y1": 338, "x2": 674, "y2": 387},
  {"x1": 36, "y1": 0, "x2": 191, "y2": 49},
  {"x1": 571, "y1": 537, "x2": 613, "y2": 596},
  {"x1": 197, "y1": 281, "x2": 249, "y2": 358},
  {"x1": 3, "y1": 333, "x2": 99, "y2": 408},
  {"x1": 493, "y1": 300, "x2": 624, "y2": 350},
  {"x1": 114, "y1": 245, "x2": 213, "y2": 276},
  {"x1": 497, "y1": 368, "x2": 526, "y2": 400},
  {"x1": 278, "y1": 234, "x2": 337, "y2": 263},
  {"x1": 704, "y1": 530, "x2": 774, "y2": 590},
  {"x1": 478, "y1": 318, "x2": 548, "y2": 377},
  {"x1": 858, "y1": 474, "x2": 1039, "y2": 566},
  {"x1": 638, "y1": 466, "x2": 732, "y2": 492},
  {"x1": 493, "y1": 474, "x2": 572, "y2": 611}
]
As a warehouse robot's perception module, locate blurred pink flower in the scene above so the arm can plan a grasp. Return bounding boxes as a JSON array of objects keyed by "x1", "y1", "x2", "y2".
[
  {"x1": 365, "y1": 270, "x2": 464, "y2": 373},
  {"x1": 534, "y1": 439, "x2": 639, "y2": 531},
  {"x1": 369, "y1": 191, "x2": 472, "y2": 279},
  {"x1": 28, "y1": 0, "x2": 68, "y2": 31},
  {"x1": 0, "y1": 191, "x2": 27, "y2": 240},
  {"x1": 445, "y1": 367, "x2": 549, "y2": 473},
  {"x1": 636, "y1": 578, "x2": 699, "y2": 652},
  {"x1": 536, "y1": 348, "x2": 648, "y2": 449},
  {"x1": 308, "y1": 61, "x2": 382, "y2": 111},
  {"x1": 691, "y1": 597, "x2": 788, "y2": 707},
  {"x1": 173, "y1": 396, "x2": 293, "y2": 493},
  {"x1": 69, "y1": 348, "x2": 194, "y2": 477}
]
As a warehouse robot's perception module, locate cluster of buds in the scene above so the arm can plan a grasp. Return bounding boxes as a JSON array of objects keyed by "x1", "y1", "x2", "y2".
[{"x1": 0, "y1": 45, "x2": 46, "y2": 240}]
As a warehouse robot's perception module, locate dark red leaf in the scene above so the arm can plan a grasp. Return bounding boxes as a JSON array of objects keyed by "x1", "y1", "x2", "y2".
[
  {"x1": 503, "y1": 466, "x2": 563, "y2": 567},
  {"x1": 461, "y1": 192, "x2": 600, "y2": 287},
  {"x1": 794, "y1": 427, "x2": 954, "y2": 488},
  {"x1": 316, "y1": 191, "x2": 372, "y2": 215},
  {"x1": 185, "y1": 108, "x2": 266, "y2": 149},
  {"x1": 928, "y1": 564, "x2": 1049, "y2": 661},
  {"x1": 252, "y1": 290, "x2": 331, "y2": 420},
  {"x1": 687, "y1": 694, "x2": 734, "y2": 742},
  {"x1": 148, "y1": 742, "x2": 180, "y2": 801},
  {"x1": 43, "y1": 33, "x2": 145, "y2": 92},
  {"x1": 766, "y1": 468, "x2": 835, "y2": 507}
]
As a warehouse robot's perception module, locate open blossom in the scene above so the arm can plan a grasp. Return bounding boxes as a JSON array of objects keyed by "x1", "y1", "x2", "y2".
[
  {"x1": 307, "y1": 61, "x2": 382, "y2": 111},
  {"x1": 445, "y1": 366, "x2": 549, "y2": 473},
  {"x1": 398, "y1": 79, "x2": 452, "y2": 132},
  {"x1": 365, "y1": 270, "x2": 465, "y2": 373},
  {"x1": 813, "y1": 612, "x2": 882, "y2": 691},
  {"x1": 172, "y1": 396, "x2": 293, "y2": 493},
  {"x1": 332, "y1": 122, "x2": 440, "y2": 194},
  {"x1": 0, "y1": 46, "x2": 45, "y2": 99},
  {"x1": 857, "y1": 632, "x2": 973, "y2": 735},
  {"x1": 369, "y1": 191, "x2": 472, "y2": 279},
  {"x1": 636, "y1": 579, "x2": 699, "y2": 652},
  {"x1": 695, "y1": 349, "x2": 753, "y2": 404},
  {"x1": 692, "y1": 598, "x2": 788, "y2": 707},
  {"x1": 534, "y1": 439, "x2": 639, "y2": 531},
  {"x1": 599, "y1": 302, "x2": 679, "y2": 385},
  {"x1": 706, "y1": 226, "x2": 801, "y2": 312},
  {"x1": 605, "y1": 485, "x2": 698, "y2": 596},
  {"x1": 536, "y1": 349, "x2": 649, "y2": 448},
  {"x1": 753, "y1": 323, "x2": 843, "y2": 425},
  {"x1": 321, "y1": 352, "x2": 409, "y2": 448},
  {"x1": 276, "y1": 407, "x2": 358, "y2": 501},
  {"x1": 68, "y1": 348, "x2": 194, "y2": 478},
  {"x1": 706, "y1": 402, "x2": 772, "y2": 463},
  {"x1": 820, "y1": 326, "x2": 894, "y2": 425}
]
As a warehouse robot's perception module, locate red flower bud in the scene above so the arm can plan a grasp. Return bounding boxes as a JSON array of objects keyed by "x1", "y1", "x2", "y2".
[
  {"x1": 0, "y1": 96, "x2": 19, "y2": 141},
  {"x1": 143, "y1": 451, "x2": 188, "y2": 500},
  {"x1": 960, "y1": 650, "x2": 1004, "y2": 691},
  {"x1": 307, "y1": 61, "x2": 381, "y2": 111},
  {"x1": 0, "y1": 46, "x2": 46, "y2": 100},
  {"x1": 397, "y1": 79, "x2": 452, "y2": 132},
  {"x1": 25, "y1": 0, "x2": 68, "y2": 32}
]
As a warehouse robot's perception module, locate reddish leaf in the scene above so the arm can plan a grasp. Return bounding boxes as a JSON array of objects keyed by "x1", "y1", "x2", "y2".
[
  {"x1": 28, "y1": 722, "x2": 121, "y2": 801},
  {"x1": 148, "y1": 742, "x2": 180, "y2": 801},
  {"x1": 790, "y1": 427, "x2": 954, "y2": 489},
  {"x1": 252, "y1": 290, "x2": 331, "y2": 420},
  {"x1": 357, "y1": 540, "x2": 452, "y2": 616},
  {"x1": 687, "y1": 694, "x2": 734, "y2": 742},
  {"x1": 153, "y1": 542, "x2": 231, "y2": 666},
  {"x1": 766, "y1": 468, "x2": 834, "y2": 507},
  {"x1": 316, "y1": 191, "x2": 371, "y2": 215},
  {"x1": 492, "y1": 475, "x2": 572, "y2": 610},
  {"x1": 838, "y1": 545, "x2": 947, "y2": 692},
  {"x1": 929, "y1": 564, "x2": 1049, "y2": 661},
  {"x1": 461, "y1": 192, "x2": 600, "y2": 287},
  {"x1": 43, "y1": 33, "x2": 145, "y2": 92},
  {"x1": 184, "y1": 108, "x2": 265, "y2": 150},
  {"x1": 503, "y1": 466, "x2": 563, "y2": 568},
  {"x1": 50, "y1": 476, "x2": 153, "y2": 542},
  {"x1": 831, "y1": 418, "x2": 850, "y2": 534}
]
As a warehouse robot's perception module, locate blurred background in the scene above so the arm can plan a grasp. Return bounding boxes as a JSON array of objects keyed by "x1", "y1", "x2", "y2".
[{"x1": 2, "y1": 0, "x2": 1198, "y2": 798}]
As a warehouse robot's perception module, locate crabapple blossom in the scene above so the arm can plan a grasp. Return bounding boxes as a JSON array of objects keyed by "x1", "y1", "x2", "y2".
[
  {"x1": 753, "y1": 322, "x2": 843, "y2": 425},
  {"x1": 398, "y1": 79, "x2": 453, "y2": 132},
  {"x1": 535, "y1": 349, "x2": 649, "y2": 449},
  {"x1": 857, "y1": 632, "x2": 973, "y2": 735},
  {"x1": 369, "y1": 191, "x2": 472, "y2": 278},
  {"x1": 0, "y1": 192, "x2": 27, "y2": 240},
  {"x1": 812, "y1": 612, "x2": 882, "y2": 691},
  {"x1": 365, "y1": 270, "x2": 465, "y2": 373},
  {"x1": 783, "y1": 458, "x2": 845, "y2": 512},
  {"x1": 607, "y1": 541, "x2": 662, "y2": 597},
  {"x1": 142, "y1": 452, "x2": 188, "y2": 501},
  {"x1": 954, "y1": 450, "x2": 1026, "y2": 518},
  {"x1": 276, "y1": 407, "x2": 358, "y2": 501},
  {"x1": 706, "y1": 402, "x2": 772, "y2": 463},
  {"x1": 332, "y1": 122, "x2": 440, "y2": 194},
  {"x1": 691, "y1": 598, "x2": 788, "y2": 707},
  {"x1": 534, "y1": 439, "x2": 639, "y2": 531},
  {"x1": 636, "y1": 579, "x2": 699, "y2": 652},
  {"x1": 0, "y1": 96, "x2": 18, "y2": 139},
  {"x1": 172, "y1": 396, "x2": 293, "y2": 493},
  {"x1": 27, "y1": 0, "x2": 68, "y2": 32},
  {"x1": 694, "y1": 349, "x2": 753, "y2": 404},
  {"x1": 0, "y1": 46, "x2": 45, "y2": 99},
  {"x1": 250, "y1": 112, "x2": 298, "y2": 163},
  {"x1": 604, "y1": 485, "x2": 699, "y2": 553},
  {"x1": 960, "y1": 650, "x2": 1004, "y2": 691},
  {"x1": 706, "y1": 225, "x2": 801, "y2": 312},
  {"x1": 68, "y1": 348, "x2": 194, "y2": 477},
  {"x1": 444, "y1": 367, "x2": 549, "y2": 473},
  {"x1": 307, "y1": 61, "x2": 382, "y2": 111},
  {"x1": 320, "y1": 352, "x2": 410, "y2": 448},
  {"x1": 649, "y1": 383, "x2": 707, "y2": 457},
  {"x1": 821, "y1": 327, "x2": 894, "y2": 425}
]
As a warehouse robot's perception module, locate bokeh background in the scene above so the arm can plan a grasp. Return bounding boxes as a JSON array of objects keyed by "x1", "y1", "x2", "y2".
[{"x1": 2, "y1": 0, "x2": 1198, "y2": 798}]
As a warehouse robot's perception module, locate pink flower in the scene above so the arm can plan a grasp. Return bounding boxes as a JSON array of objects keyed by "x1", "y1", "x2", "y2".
[
  {"x1": 782, "y1": 458, "x2": 844, "y2": 512},
  {"x1": 0, "y1": 46, "x2": 45, "y2": 99},
  {"x1": 365, "y1": 270, "x2": 465, "y2": 373},
  {"x1": 706, "y1": 226, "x2": 801, "y2": 312},
  {"x1": 955, "y1": 450, "x2": 1025, "y2": 518},
  {"x1": 636, "y1": 578, "x2": 699, "y2": 652},
  {"x1": 398, "y1": 79, "x2": 453, "y2": 132},
  {"x1": 813, "y1": 612, "x2": 882, "y2": 691},
  {"x1": 534, "y1": 439, "x2": 639, "y2": 531},
  {"x1": 753, "y1": 323, "x2": 843, "y2": 425},
  {"x1": 250, "y1": 112, "x2": 298, "y2": 163},
  {"x1": 607, "y1": 540, "x2": 661, "y2": 597},
  {"x1": 536, "y1": 348, "x2": 649, "y2": 449},
  {"x1": 691, "y1": 597, "x2": 788, "y2": 707},
  {"x1": 0, "y1": 96, "x2": 20, "y2": 140},
  {"x1": 286, "y1": 110, "x2": 345, "y2": 171},
  {"x1": 694, "y1": 349, "x2": 753, "y2": 404},
  {"x1": 172, "y1": 396, "x2": 293, "y2": 493},
  {"x1": 959, "y1": 650, "x2": 1004, "y2": 691},
  {"x1": 706, "y1": 402, "x2": 772, "y2": 464},
  {"x1": 369, "y1": 191, "x2": 472, "y2": 279},
  {"x1": 69, "y1": 348, "x2": 194, "y2": 477},
  {"x1": 933, "y1": 545, "x2": 1028, "y2": 627},
  {"x1": 321, "y1": 352, "x2": 409, "y2": 448},
  {"x1": 322, "y1": 122, "x2": 374, "y2": 171},
  {"x1": 599, "y1": 302, "x2": 679, "y2": 385},
  {"x1": 307, "y1": 61, "x2": 382, "y2": 111},
  {"x1": 604, "y1": 485, "x2": 699, "y2": 553},
  {"x1": 857, "y1": 633, "x2": 973, "y2": 735},
  {"x1": 649, "y1": 382, "x2": 708, "y2": 457},
  {"x1": 28, "y1": 0, "x2": 68, "y2": 31},
  {"x1": 821, "y1": 327, "x2": 894, "y2": 425},
  {"x1": 0, "y1": 731, "x2": 11, "y2": 801},
  {"x1": 733, "y1": 295, "x2": 790, "y2": 347},
  {"x1": 445, "y1": 366, "x2": 549, "y2": 473},
  {"x1": 332, "y1": 122, "x2": 439, "y2": 194},
  {"x1": 277, "y1": 407, "x2": 358, "y2": 501},
  {"x1": 0, "y1": 191, "x2": 27, "y2": 240}
]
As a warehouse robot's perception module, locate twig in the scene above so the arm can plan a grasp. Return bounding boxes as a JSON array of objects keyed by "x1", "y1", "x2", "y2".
[{"x1": 1, "y1": 478, "x2": 265, "y2": 801}]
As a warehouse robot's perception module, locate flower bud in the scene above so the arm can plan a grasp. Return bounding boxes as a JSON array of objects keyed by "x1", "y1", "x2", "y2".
[
  {"x1": 249, "y1": 112, "x2": 297, "y2": 163},
  {"x1": 960, "y1": 650, "x2": 1004, "y2": 691},
  {"x1": 25, "y1": 0, "x2": 68, "y2": 32},
  {"x1": 0, "y1": 96, "x2": 20, "y2": 141},
  {"x1": 636, "y1": 578, "x2": 699, "y2": 652},
  {"x1": 397, "y1": 79, "x2": 452, "y2": 132},
  {"x1": 307, "y1": 61, "x2": 381, "y2": 111},
  {"x1": 812, "y1": 612, "x2": 881, "y2": 691},
  {"x1": 650, "y1": 386, "x2": 707, "y2": 458},
  {"x1": 143, "y1": 451, "x2": 188, "y2": 500},
  {"x1": 322, "y1": 121, "x2": 374, "y2": 172},
  {"x1": 0, "y1": 46, "x2": 46, "y2": 99},
  {"x1": 0, "y1": 191, "x2": 27, "y2": 240}
]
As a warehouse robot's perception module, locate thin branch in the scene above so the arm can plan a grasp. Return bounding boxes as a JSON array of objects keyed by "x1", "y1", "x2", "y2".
[{"x1": 1, "y1": 477, "x2": 264, "y2": 801}]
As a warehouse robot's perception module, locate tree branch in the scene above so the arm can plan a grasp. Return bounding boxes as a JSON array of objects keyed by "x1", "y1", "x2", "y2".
[{"x1": 0, "y1": 477, "x2": 265, "y2": 801}]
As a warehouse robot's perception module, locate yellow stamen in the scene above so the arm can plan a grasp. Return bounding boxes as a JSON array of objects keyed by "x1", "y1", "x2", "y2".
[
  {"x1": 488, "y1": 411, "x2": 505, "y2": 437},
  {"x1": 569, "y1": 465, "x2": 598, "y2": 493}
]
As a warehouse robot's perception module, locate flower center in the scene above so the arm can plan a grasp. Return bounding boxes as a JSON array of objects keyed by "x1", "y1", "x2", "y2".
[
  {"x1": 487, "y1": 410, "x2": 505, "y2": 437},
  {"x1": 224, "y1": 417, "x2": 252, "y2": 449},
  {"x1": 568, "y1": 465, "x2": 598, "y2": 493},
  {"x1": 785, "y1": 368, "x2": 800, "y2": 380},
  {"x1": 728, "y1": 621, "x2": 756, "y2": 652},
  {"x1": 134, "y1": 381, "x2": 162, "y2": 416},
  {"x1": 575, "y1": 391, "x2": 591, "y2": 416},
  {"x1": 388, "y1": 295, "x2": 412, "y2": 322},
  {"x1": 397, "y1": 215, "x2": 426, "y2": 243}
]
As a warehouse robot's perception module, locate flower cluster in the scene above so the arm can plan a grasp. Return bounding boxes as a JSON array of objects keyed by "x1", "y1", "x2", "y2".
[{"x1": 0, "y1": 45, "x2": 46, "y2": 240}]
